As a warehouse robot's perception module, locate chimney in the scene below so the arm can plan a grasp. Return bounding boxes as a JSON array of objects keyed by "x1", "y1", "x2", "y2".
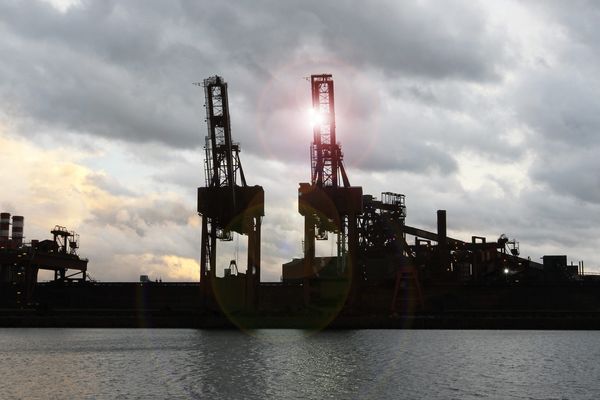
[
  {"x1": 0, "y1": 212, "x2": 10, "y2": 242},
  {"x1": 11, "y1": 215, "x2": 24, "y2": 246}
]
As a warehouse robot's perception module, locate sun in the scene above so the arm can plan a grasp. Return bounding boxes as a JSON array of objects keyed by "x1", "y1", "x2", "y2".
[{"x1": 308, "y1": 107, "x2": 325, "y2": 128}]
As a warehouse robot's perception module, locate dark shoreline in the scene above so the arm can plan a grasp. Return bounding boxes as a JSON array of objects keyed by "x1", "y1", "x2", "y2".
[
  {"x1": 4, "y1": 281, "x2": 600, "y2": 330},
  {"x1": 3, "y1": 309, "x2": 600, "y2": 330}
]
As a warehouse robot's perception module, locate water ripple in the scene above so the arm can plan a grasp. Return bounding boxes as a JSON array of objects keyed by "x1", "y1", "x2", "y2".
[{"x1": 0, "y1": 329, "x2": 599, "y2": 399}]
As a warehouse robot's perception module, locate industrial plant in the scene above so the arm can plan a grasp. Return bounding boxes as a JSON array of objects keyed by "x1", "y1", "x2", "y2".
[
  {"x1": 1, "y1": 74, "x2": 599, "y2": 329},
  {"x1": 0, "y1": 213, "x2": 88, "y2": 307}
]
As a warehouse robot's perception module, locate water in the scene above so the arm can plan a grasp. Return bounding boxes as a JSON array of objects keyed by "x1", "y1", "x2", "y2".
[{"x1": 0, "y1": 329, "x2": 599, "y2": 399}]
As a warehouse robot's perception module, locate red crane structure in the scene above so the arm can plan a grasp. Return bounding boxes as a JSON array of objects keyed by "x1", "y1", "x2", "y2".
[
  {"x1": 298, "y1": 74, "x2": 363, "y2": 305},
  {"x1": 197, "y1": 76, "x2": 264, "y2": 309}
]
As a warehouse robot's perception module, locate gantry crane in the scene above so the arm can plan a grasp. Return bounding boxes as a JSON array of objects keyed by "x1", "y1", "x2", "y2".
[
  {"x1": 298, "y1": 74, "x2": 363, "y2": 305},
  {"x1": 197, "y1": 76, "x2": 264, "y2": 309}
]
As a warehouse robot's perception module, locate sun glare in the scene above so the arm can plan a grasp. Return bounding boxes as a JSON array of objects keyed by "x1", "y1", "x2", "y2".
[{"x1": 308, "y1": 107, "x2": 325, "y2": 128}]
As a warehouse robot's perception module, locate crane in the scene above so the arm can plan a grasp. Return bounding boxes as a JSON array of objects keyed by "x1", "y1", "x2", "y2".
[
  {"x1": 298, "y1": 74, "x2": 363, "y2": 305},
  {"x1": 197, "y1": 76, "x2": 264, "y2": 309}
]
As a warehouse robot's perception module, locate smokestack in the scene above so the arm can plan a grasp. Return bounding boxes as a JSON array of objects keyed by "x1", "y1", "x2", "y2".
[
  {"x1": 0, "y1": 212, "x2": 10, "y2": 242},
  {"x1": 11, "y1": 215, "x2": 24, "y2": 246},
  {"x1": 437, "y1": 210, "x2": 449, "y2": 272}
]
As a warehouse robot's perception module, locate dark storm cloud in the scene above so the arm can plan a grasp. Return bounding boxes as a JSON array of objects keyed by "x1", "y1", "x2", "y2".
[
  {"x1": 530, "y1": 0, "x2": 600, "y2": 51},
  {"x1": 504, "y1": 2, "x2": 600, "y2": 205},
  {"x1": 515, "y1": 71, "x2": 600, "y2": 149},
  {"x1": 175, "y1": 0, "x2": 506, "y2": 81},
  {"x1": 4, "y1": 0, "x2": 600, "y2": 278},
  {"x1": 520, "y1": 89, "x2": 600, "y2": 203},
  {"x1": 313, "y1": 0, "x2": 505, "y2": 81},
  {"x1": 0, "y1": 0, "x2": 208, "y2": 148},
  {"x1": 351, "y1": 140, "x2": 458, "y2": 175},
  {"x1": 0, "y1": 0, "x2": 508, "y2": 158},
  {"x1": 530, "y1": 147, "x2": 600, "y2": 205}
]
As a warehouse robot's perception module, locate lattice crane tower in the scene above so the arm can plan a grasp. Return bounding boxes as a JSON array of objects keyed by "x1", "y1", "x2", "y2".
[
  {"x1": 197, "y1": 76, "x2": 264, "y2": 308},
  {"x1": 299, "y1": 74, "x2": 363, "y2": 305}
]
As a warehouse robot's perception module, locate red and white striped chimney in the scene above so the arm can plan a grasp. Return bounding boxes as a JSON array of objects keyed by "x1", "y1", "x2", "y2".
[
  {"x1": 11, "y1": 215, "x2": 24, "y2": 246},
  {"x1": 0, "y1": 212, "x2": 10, "y2": 242}
]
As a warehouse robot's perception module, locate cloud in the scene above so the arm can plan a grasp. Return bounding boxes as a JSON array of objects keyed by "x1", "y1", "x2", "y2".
[
  {"x1": 0, "y1": 0, "x2": 511, "y2": 155},
  {"x1": 0, "y1": 133, "x2": 204, "y2": 281},
  {"x1": 0, "y1": 132, "x2": 310, "y2": 282},
  {"x1": 2, "y1": 0, "x2": 600, "y2": 279},
  {"x1": 530, "y1": 148, "x2": 600, "y2": 205},
  {"x1": 515, "y1": 71, "x2": 600, "y2": 149},
  {"x1": 501, "y1": 2, "x2": 600, "y2": 207}
]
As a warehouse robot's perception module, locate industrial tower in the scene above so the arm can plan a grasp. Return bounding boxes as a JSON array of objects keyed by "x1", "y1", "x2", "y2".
[
  {"x1": 298, "y1": 74, "x2": 363, "y2": 305},
  {"x1": 0, "y1": 213, "x2": 88, "y2": 306},
  {"x1": 197, "y1": 76, "x2": 264, "y2": 308}
]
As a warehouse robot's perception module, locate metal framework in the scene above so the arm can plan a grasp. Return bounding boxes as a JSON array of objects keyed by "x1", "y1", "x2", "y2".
[
  {"x1": 197, "y1": 76, "x2": 264, "y2": 309},
  {"x1": 203, "y1": 79, "x2": 246, "y2": 190},
  {"x1": 310, "y1": 75, "x2": 350, "y2": 188},
  {"x1": 0, "y1": 223, "x2": 87, "y2": 306},
  {"x1": 299, "y1": 74, "x2": 363, "y2": 305},
  {"x1": 396, "y1": 211, "x2": 541, "y2": 285},
  {"x1": 358, "y1": 192, "x2": 407, "y2": 258},
  {"x1": 50, "y1": 225, "x2": 84, "y2": 281}
]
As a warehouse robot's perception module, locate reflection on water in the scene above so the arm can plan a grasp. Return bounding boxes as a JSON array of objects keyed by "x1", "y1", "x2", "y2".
[{"x1": 0, "y1": 329, "x2": 599, "y2": 399}]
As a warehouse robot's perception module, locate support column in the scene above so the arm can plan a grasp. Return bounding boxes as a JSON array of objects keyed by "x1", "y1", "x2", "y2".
[
  {"x1": 200, "y1": 218, "x2": 209, "y2": 303},
  {"x1": 347, "y1": 213, "x2": 360, "y2": 306},
  {"x1": 209, "y1": 224, "x2": 217, "y2": 280},
  {"x1": 200, "y1": 218, "x2": 209, "y2": 281},
  {"x1": 303, "y1": 215, "x2": 315, "y2": 306},
  {"x1": 246, "y1": 217, "x2": 261, "y2": 310},
  {"x1": 255, "y1": 217, "x2": 261, "y2": 293},
  {"x1": 437, "y1": 210, "x2": 449, "y2": 273},
  {"x1": 24, "y1": 266, "x2": 38, "y2": 305}
]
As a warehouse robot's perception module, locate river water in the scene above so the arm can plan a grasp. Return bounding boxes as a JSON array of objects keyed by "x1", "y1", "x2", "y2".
[{"x1": 0, "y1": 329, "x2": 599, "y2": 399}]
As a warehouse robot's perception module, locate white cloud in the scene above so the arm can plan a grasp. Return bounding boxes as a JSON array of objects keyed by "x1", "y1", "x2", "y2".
[
  {"x1": 0, "y1": 133, "x2": 203, "y2": 281},
  {"x1": 40, "y1": 0, "x2": 80, "y2": 13}
]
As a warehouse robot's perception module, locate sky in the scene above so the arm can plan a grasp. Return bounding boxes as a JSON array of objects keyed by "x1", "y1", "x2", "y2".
[{"x1": 1, "y1": 0, "x2": 600, "y2": 282}]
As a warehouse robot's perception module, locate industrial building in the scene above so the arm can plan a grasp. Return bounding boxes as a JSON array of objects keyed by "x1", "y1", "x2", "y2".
[
  {"x1": 0, "y1": 213, "x2": 88, "y2": 307},
  {"x1": 1, "y1": 74, "x2": 599, "y2": 329},
  {"x1": 193, "y1": 74, "x2": 594, "y2": 321}
]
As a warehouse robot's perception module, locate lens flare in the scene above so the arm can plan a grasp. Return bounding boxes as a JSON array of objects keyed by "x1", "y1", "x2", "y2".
[{"x1": 308, "y1": 107, "x2": 325, "y2": 128}]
